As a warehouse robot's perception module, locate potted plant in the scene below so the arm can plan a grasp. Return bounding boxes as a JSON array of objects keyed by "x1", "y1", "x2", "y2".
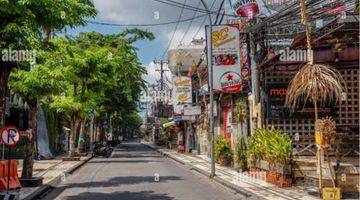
[
  {"x1": 247, "y1": 128, "x2": 293, "y2": 186},
  {"x1": 215, "y1": 135, "x2": 233, "y2": 166},
  {"x1": 235, "y1": 136, "x2": 247, "y2": 172}
]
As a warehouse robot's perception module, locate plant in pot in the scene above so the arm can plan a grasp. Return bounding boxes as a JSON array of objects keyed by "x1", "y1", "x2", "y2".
[
  {"x1": 247, "y1": 128, "x2": 292, "y2": 186},
  {"x1": 215, "y1": 135, "x2": 233, "y2": 166},
  {"x1": 246, "y1": 133, "x2": 262, "y2": 171},
  {"x1": 235, "y1": 136, "x2": 247, "y2": 172}
]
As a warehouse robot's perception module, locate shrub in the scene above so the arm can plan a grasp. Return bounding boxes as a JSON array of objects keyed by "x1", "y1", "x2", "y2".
[
  {"x1": 215, "y1": 135, "x2": 233, "y2": 166},
  {"x1": 235, "y1": 136, "x2": 247, "y2": 170},
  {"x1": 247, "y1": 128, "x2": 292, "y2": 164}
]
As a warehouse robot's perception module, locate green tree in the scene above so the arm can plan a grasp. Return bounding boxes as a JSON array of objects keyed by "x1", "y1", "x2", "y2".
[
  {"x1": 0, "y1": 0, "x2": 96, "y2": 128},
  {"x1": 1, "y1": 0, "x2": 96, "y2": 179},
  {"x1": 47, "y1": 29, "x2": 153, "y2": 156},
  {"x1": 9, "y1": 56, "x2": 64, "y2": 178}
]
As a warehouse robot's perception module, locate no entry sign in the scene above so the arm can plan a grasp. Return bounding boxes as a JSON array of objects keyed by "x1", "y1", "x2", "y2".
[{"x1": 1, "y1": 126, "x2": 20, "y2": 147}]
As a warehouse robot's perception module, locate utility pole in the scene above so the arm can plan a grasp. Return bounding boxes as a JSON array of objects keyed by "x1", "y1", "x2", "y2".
[
  {"x1": 154, "y1": 60, "x2": 169, "y2": 92},
  {"x1": 200, "y1": 0, "x2": 215, "y2": 178}
]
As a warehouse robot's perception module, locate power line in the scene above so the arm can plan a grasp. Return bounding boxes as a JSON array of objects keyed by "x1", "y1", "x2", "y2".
[
  {"x1": 178, "y1": 1, "x2": 202, "y2": 46},
  {"x1": 192, "y1": 0, "x2": 218, "y2": 39},
  {"x1": 161, "y1": 0, "x2": 187, "y2": 60},
  {"x1": 85, "y1": 13, "x2": 207, "y2": 27},
  {"x1": 152, "y1": 0, "x2": 236, "y2": 17}
]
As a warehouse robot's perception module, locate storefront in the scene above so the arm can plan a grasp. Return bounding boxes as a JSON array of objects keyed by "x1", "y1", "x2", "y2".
[{"x1": 260, "y1": 16, "x2": 359, "y2": 156}]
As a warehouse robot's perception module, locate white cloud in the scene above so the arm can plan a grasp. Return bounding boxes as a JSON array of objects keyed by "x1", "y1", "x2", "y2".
[
  {"x1": 142, "y1": 61, "x2": 172, "y2": 87},
  {"x1": 93, "y1": 0, "x2": 220, "y2": 49}
]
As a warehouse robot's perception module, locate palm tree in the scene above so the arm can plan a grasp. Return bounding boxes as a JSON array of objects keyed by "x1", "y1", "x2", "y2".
[{"x1": 285, "y1": 0, "x2": 344, "y2": 194}]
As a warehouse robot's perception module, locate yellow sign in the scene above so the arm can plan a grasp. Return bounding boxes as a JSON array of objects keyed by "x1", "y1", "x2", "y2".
[
  {"x1": 212, "y1": 27, "x2": 236, "y2": 48},
  {"x1": 322, "y1": 187, "x2": 341, "y2": 200}
]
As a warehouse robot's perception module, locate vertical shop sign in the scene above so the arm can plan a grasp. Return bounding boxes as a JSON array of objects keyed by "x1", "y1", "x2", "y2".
[
  {"x1": 173, "y1": 76, "x2": 192, "y2": 115},
  {"x1": 211, "y1": 25, "x2": 242, "y2": 93}
]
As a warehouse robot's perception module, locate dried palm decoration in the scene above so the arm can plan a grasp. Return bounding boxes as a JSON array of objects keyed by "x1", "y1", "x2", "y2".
[
  {"x1": 285, "y1": 0, "x2": 344, "y2": 193},
  {"x1": 285, "y1": 63, "x2": 344, "y2": 119}
]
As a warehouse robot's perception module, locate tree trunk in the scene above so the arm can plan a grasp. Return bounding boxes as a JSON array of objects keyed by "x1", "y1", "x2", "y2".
[
  {"x1": 0, "y1": 65, "x2": 11, "y2": 128},
  {"x1": 21, "y1": 101, "x2": 37, "y2": 178},
  {"x1": 77, "y1": 121, "x2": 85, "y2": 153},
  {"x1": 69, "y1": 114, "x2": 80, "y2": 157}
]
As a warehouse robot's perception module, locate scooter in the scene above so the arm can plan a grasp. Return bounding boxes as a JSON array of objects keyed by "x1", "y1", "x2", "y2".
[{"x1": 92, "y1": 142, "x2": 113, "y2": 158}]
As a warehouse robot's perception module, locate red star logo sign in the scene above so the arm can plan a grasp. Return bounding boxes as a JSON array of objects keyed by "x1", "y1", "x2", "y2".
[{"x1": 226, "y1": 74, "x2": 233, "y2": 81}]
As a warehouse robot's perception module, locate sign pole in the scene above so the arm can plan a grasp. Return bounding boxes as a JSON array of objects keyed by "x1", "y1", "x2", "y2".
[
  {"x1": 6, "y1": 132, "x2": 10, "y2": 193},
  {"x1": 201, "y1": 0, "x2": 215, "y2": 178},
  {"x1": 0, "y1": 126, "x2": 21, "y2": 193}
]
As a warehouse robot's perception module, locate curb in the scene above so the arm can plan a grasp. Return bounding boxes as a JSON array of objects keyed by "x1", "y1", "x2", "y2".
[
  {"x1": 23, "y1": 156, "x2": 93, "y2": 200},
  {"x1": 141, "y1": 143, "x2": 185, "y2": 165},
  {"x1": 142, "y1": 142, "x2": 257, "y2": 199}
]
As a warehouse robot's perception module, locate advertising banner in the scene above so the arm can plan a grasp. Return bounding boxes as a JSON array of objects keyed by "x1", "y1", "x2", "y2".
[
  {"x1": 183, "y1": 105, "x2": 202, "y2": 116},
  {"x1": 173, "y1": 76, "x2": 192, "y2": 115},
  {"x1": 210, "y1": 25, "x2": 242, "y2": 93}
]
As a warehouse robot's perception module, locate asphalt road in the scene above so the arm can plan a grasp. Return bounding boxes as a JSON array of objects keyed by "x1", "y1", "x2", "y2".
[{"x1": 41, "y1": 140, "x2": 247, "y2": 200}]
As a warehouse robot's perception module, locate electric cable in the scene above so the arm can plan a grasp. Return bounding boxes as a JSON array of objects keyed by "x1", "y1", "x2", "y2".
[
  {"x1": 161, "y1": 0, "x2": 187, "y2": 60},
  {"x1": 85, "y1": 13, "x2": 206, "y2": 27},
  {"x1": 152, "y1": 0, "x2": 236, "y2": 17},
  {"x1": 192, "y1": 0, "x2": 218, "y2": 40},
  {"x1": 178, "y1": 1, "x2": 202, "y2": 46}
]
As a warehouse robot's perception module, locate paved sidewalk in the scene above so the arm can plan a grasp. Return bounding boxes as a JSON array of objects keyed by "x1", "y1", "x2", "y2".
[
  {"x1": 142, "y1": 141, "x2": 320, "y2": 200},
  {"x1": 18, "y1": 155, "x2": 92, "y2": 200}
]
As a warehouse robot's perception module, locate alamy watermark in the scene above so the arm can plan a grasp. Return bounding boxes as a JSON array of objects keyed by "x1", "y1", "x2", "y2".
[
  {"x1": 279, "y1": 47, "x2": 313, "y2": 62},
  {"x1": 1, "y1": 48, "x2": 37, "y2": 64},
  {"x1": 232, "y1": 171, "x2": 267, "y2": 184}
]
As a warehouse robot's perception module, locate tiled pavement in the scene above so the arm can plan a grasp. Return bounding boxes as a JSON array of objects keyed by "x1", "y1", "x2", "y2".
[
  {"x1": 17, "y1": 156, "x2": 91, "y2": 199},
  {"x1": 142, "y1": 141, "x2": 320, "y2": 200}
]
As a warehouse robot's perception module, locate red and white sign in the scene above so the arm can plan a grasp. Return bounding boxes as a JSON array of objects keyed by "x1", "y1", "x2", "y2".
[
  {"x1": 229, "y1": 0, "x2": 260, "y2": 18},
  {"x1": 220, "y1": 72, "x2": 242, "y2": 92},
  {"x1": 1, "y1": 126, "x2": 20, "y2": 147},
  {"x1": 210, "y1": 25, "x2": 242, "y2": 92}
]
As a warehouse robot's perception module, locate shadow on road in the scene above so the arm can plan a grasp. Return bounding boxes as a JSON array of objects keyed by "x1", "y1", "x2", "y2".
[
  {"x1": 44, "y1": 176, "x2": 181, "y2": 199},
  {"x1": 88, "y1": 159, "x2": 161, "y2": 163},
  {"x1": 65, "y1": 190, "x2": 174, "y2": 200}
]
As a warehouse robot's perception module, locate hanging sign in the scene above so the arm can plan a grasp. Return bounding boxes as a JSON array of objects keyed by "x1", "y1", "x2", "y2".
[
  {"x1": 210, "y1": 25, "x2": 242, "y2": 92},
  {"x1": 173, "y1": 76, "x2": 192, "y2": 104},
  {"x1": 183, "y1": 106, "x2": 202, "y2": 116},
  {"x1": 228, "y1": 0, "x2": 260, "y2": 18},
  {"x1": 1, "y1": 126, "x2": 20, "y2": 147}
]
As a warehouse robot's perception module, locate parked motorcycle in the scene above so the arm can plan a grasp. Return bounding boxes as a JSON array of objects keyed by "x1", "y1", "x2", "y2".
[{"x1": 92, "y1": 142, "x2": 113, "y2": 158}]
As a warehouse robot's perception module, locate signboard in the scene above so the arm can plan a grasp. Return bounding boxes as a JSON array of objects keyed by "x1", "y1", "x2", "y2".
[
  {"x1": 183, "y1": 106, "x2": 202, "y2": 116},
  {"x1": 210, "y1": 25, "x2": 242, "y2": 92},
  {"x1": 228, "y1": 0, "x2": 260, "y2": 18},
  {"x1": 1, "y1": 126, "x2": 20, "y2": 147},
  {"x1": 266, "y1": 83, "x2": 334, "y2": 119},
  {"x1": 173, "y1": 76, "x2": 192, "y2": 115},
  {"x1": 173, "y1": 76, "x2": 192, "y2": 104},
  {"x1": 173, "y1": 115, "x2": 196, "y2": 121},
  {"x1": 323, "y1": 0, "x2": 355, "y2": 15}
]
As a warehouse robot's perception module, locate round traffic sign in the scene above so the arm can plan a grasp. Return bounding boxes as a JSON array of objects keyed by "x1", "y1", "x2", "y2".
[{"x1": 1, "y1": 126, "x2": 20, "y2": 147}]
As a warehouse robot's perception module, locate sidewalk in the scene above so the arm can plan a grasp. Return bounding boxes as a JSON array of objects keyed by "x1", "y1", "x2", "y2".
[
  {"x1": 142, "y1": 141, "x2": 320, "y2": 200},
  {"x1": 18, "y1": 155, "x2": 92, "y2": 200}
]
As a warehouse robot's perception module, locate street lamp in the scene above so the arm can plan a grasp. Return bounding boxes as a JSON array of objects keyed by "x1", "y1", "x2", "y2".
[{"x1": 200, "y1": 0, "x2": 215, "y2": 178}]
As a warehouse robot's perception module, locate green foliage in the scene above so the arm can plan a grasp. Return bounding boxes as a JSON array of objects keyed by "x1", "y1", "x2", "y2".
[
  {"x1": 247, "y1": 128, "x2": 292, "y2": 164},
  {"x1": 0, "y1": 0, "x2": 97, "y2": 51},
  {"x1": 215, "y1": 135, "x2": 233, "y2": 165},
  {"x1": 235, "y1": 136, "x2": 247, "y2": 170},
  {"x1": 232, "y1": 99, "x2": 248, "y2": 124},
  {"x1": 9, "y1": 54, "x2": 64, "y2": 103}
]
